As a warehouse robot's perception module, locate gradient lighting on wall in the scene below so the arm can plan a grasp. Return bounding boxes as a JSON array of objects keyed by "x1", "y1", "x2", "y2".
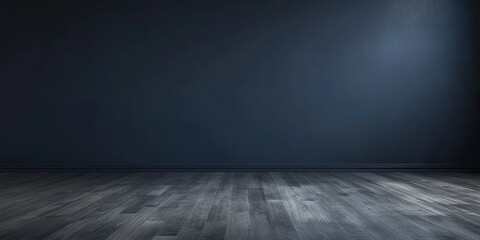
[{"x1": 0, "y1": 0, "x2": 478, "y2": 168}]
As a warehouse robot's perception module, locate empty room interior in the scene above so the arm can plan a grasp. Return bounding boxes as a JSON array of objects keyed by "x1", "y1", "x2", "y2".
[{"x1": 1, "y1": 0, "x2": 480, "y2": 239}]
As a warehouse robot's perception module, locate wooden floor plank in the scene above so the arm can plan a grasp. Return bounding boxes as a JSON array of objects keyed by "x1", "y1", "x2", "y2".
[{"x1": 0, "y1": 171, "x2": 478, "y2": 240}]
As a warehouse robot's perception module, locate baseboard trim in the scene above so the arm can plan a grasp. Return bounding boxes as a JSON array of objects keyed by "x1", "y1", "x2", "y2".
[{"x1": 1, "y1": 164, "x2": 479, "y2": 172}]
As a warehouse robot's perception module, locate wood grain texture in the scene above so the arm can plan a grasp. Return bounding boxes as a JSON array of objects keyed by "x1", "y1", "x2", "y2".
[{"x1": 0, "y1": 172, "x2": 479, "y2": 240}]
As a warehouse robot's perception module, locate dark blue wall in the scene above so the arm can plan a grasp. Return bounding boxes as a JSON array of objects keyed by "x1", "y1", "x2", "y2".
[{"x1": 1, "y1": 0, "x2": 479, "y2": 167}]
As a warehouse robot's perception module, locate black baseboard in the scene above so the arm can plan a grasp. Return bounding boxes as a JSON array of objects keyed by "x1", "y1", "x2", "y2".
[{"x1": 1, "y1": 164, "x2": 479, "y2": 172}]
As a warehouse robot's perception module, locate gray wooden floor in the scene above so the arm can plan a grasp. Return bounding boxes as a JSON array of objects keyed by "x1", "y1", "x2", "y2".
[{"x1": 0, "y1": 172, "x2": 479, "y2": 240}]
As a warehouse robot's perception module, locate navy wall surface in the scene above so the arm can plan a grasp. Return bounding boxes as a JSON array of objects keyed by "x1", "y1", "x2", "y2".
[{"x1": 1, "y1": 0, "x2": 479, "y2": 168}]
